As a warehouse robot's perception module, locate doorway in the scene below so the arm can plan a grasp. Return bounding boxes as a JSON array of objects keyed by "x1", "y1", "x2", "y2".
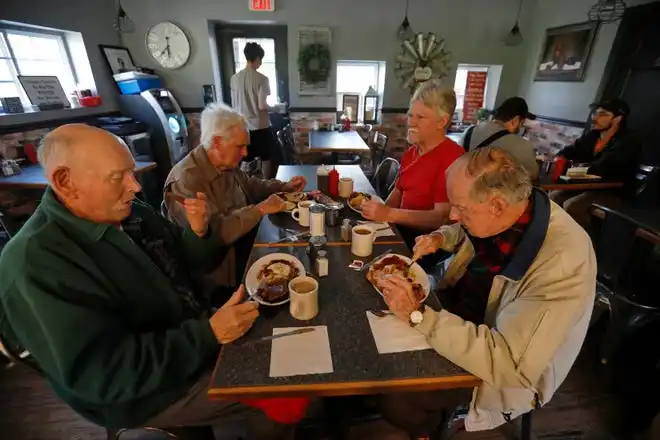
[{"x1": 214, "y1": 23, "x2": 289, "y2": 107}]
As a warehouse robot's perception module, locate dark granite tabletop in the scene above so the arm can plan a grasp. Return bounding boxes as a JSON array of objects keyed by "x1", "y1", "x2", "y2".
[
  {"x1": 0, "y1": 161, "x2": 158, "y2": 189},
  {"x1": 307, "y1": 131, "x2": 370, "y2": 153},
  {"x1": 209, "y1": 243, "x2": 479, "y2": 398},
  {"x1": 255, "y1": 165, "x2": 405, "y2": 246}
]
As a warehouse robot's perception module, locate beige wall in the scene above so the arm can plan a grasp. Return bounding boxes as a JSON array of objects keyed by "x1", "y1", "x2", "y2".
[{"x1": 120, "y1": 0, "x2": 537, "y2": 108}]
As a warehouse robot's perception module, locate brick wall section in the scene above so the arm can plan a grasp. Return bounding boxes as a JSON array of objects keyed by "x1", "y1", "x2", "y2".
[{"x1": 289, "y1": 112, "x2": 336, "y2": 154}]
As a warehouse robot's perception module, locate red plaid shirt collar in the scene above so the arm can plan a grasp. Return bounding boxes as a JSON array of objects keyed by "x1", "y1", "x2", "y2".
[{"x1": 469, "y1": 200, "x2": 533, "y2": 275}]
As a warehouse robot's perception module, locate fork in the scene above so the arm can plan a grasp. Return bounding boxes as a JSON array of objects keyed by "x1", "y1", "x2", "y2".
[{"x1": 369, "y1": 309, "x2": 394, "y2": 318}]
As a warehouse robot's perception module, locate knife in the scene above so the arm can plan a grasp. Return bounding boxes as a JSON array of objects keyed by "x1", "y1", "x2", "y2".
[
  {"x1": 240, "y1": 328, "x2": 316, "y2": 346},
  {"x1": 360, "y1": 248, "x2": 393, "y2": 272}
]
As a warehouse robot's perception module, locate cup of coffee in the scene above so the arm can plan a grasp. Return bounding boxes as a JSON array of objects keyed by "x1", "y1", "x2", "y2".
[
  {"x1": 291, "y1": 201, "x2": 315, "y2": 227},
  {"x1": 289, "y1": 276, "x2": 319, "y2": 320},
  {"x1": 338, "y1": 177, "x2": 354, "y2": 198},
  {"x1": 351, "y1": 225, "x2": 376, "y2": 257}
]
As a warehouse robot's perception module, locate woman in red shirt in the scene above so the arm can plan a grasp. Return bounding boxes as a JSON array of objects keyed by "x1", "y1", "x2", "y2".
[{"x1": 362, "y1": 80, "x2": 464, "y2": 245}]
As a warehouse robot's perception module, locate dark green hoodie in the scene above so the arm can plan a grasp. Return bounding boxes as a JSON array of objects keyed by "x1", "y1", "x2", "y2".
[{"x1": 0, "y1": 188, "x2": 222, "y2": 428}]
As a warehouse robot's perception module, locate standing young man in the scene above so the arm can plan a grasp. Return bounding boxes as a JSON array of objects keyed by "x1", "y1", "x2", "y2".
[{"x1": 230, "y1": 42, "x2": 277, "y2": 179}]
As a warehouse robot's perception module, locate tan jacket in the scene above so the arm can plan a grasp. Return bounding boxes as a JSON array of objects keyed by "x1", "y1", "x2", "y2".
[
  {"x1": 416, "y1": 191, "x2": 596, "y2": 431},
  {"x1": 164, "y1": 146, "x2": 286, "y2": 286}
]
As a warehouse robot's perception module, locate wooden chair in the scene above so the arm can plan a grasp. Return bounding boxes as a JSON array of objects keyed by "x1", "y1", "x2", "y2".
[
  {"x1": 0, "y1": 331, "x2": 216, "y2": 440},
  {"x1": 630, "y1": 165, "x2": 660, "y2": 208}
]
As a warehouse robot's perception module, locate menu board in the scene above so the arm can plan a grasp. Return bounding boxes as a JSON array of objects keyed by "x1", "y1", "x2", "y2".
[
  {"x1": 462, "y1": 71, "x2": 487, "y2": 124},
  {"x1": 18, "y1": 75, "x2": 69, "y2": 108}
]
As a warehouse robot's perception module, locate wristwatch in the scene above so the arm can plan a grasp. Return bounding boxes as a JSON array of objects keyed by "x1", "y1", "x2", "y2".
[{"x1": 409, "y1": 305, "x2": 425, "y2": 327}]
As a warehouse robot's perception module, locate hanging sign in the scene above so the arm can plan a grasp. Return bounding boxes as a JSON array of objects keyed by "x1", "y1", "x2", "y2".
[{"x1": 462, "y1": 71, "x2": 487, "y2": 124}]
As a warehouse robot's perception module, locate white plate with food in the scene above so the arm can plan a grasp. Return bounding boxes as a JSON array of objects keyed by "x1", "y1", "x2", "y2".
[
  {"x1": 348, "y1": 192, "x2": 383, "y2": 215},
  {"x1": 366, "y1": 254, "x2": 431, "y2": 303},
  {"x1": 245, "y1": 253, "x2": 306, "y2": 306},
  {"x1": 275, "y1": 192, "x2": 313, "y2": 212}
]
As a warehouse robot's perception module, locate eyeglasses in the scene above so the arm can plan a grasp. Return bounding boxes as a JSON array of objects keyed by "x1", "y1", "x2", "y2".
[{"x1": 593, "y1": 110, "x2": 614, "y2": 118}]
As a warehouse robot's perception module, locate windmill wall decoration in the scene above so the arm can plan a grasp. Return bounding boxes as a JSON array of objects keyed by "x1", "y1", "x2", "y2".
[{"x1": 395, "y1": 33, "x2": 451, "y2": 94}]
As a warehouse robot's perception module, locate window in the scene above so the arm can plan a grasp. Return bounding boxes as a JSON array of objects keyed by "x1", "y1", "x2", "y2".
[
  {"x1": 232, "y1": 37, "x2": 279, "y2": 106},
  {"x1": 0, "y1": 27, "x2": 77, "y2": 107},
  {"x1": 336, "y1": 60, "x2": 386, "y2": 122},
  {"x1": 453, "y1": 65, "x2": 489, "y2": 115}
]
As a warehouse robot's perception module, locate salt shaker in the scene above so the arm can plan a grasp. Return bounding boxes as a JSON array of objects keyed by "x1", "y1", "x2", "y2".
[
  {"x1": 341, "y1": 219, "x2": 352, "y2": 242},
  {"x1": 316, "y1": 250, "x2": 329, "y2": 277}
]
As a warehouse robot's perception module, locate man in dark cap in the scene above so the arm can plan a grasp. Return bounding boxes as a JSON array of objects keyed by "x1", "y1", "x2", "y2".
[
  {"x1": 550, "y1": 98, "x2": 642, "y2": 228},
  {"x1": 462, "y1": 97, "x2": 539, "y2": 179}
]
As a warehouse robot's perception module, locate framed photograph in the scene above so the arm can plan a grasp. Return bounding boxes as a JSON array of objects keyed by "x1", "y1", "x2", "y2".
[
  {"x1": 342, "y1": 94, "x2": 359, "y2": 123},
  {"x1": 534, "y1": 21, "x2": 599, "y2": 82},
  {"x1": 99, "y1": 44, "x2": 136, "y2": 75}
]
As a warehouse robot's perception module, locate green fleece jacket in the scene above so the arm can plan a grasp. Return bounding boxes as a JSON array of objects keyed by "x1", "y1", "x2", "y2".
[{"x1": 0, "y1": 188, "x2": 221, "y2": 428}]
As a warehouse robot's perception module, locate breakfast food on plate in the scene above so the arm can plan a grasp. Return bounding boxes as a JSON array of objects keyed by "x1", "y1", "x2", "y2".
[
  {"x1": 256, "y1": 259, "x2": 302, "y2": 302},
  {"x1": 367, "y1": 255, "x2": 425, "y2": 302},
  {"x1": 349, "y1": 192, "x2": 371, "y2": 211},
  {"x1": 284, "y1": 201, "x2": 297, "y2": 211},
  {"x1": 283, "y1": 192, "x2": 307, "y2": 203}
]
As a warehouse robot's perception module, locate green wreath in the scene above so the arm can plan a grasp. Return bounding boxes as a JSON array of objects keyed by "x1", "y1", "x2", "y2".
[{"x1": 298, "y1": 43, "x2": 331, "y2": 84}]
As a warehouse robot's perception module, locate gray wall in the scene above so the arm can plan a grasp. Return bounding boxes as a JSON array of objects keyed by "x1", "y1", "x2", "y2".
[
  {"x1": 120, "y1": 0, "x2": 537, "y2": 108},
  {"x1": 516, "y1": 0, "x2": 657, "y2": 122},
  {"x1": 1, "y1": 0, "x2": 122, "y2": 126}
]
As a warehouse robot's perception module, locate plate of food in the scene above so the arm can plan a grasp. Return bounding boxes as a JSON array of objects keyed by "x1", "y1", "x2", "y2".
[
  {"x1": 245, "y1": 253, "x2": 306, "y2": 306},
  {"x1": 348, "y1": 192, "x2": 382, "y2": 215},
  {"x1": 275, "y1": 192, "x2": 312, "y2": 212},
  {"x1": 366, "y1": 254, "x2": 430, "y2": 303}
]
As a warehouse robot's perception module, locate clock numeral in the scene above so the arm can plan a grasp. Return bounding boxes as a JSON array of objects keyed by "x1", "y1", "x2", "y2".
[{"x1": 147, "y1": 33, "x2": 159, "y2": 41}]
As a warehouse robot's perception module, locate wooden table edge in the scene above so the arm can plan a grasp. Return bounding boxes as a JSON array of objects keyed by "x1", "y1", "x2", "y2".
[
  {"x1": 208, "y1": 375, "x2": 481, "y2": 399},
  {"x1": 539, "y1": 182, "x2": 624, "y2": 192},
  {"x1": 135, "y1": 162, "x2": 158, "y2": 173},
  {"x1": 253, "y1": 240, "x2": 405, "y2": 248}
]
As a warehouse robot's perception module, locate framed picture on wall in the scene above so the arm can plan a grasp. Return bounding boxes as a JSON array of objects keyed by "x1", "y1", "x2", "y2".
[
  {"x1": 534, "y1": 21, "x2": 599, "y2": 82},
  {"x1": 99, "y1": 44, "x2": 137, "y2": 75},
  {"x1": 342, "y1": 94, "x2": 359, "y2": 123}
]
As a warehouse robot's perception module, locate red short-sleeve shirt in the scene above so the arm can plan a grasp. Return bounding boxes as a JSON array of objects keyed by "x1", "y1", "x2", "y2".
[{"x1": 395, "y1": 138, "x2": 464, "y2": 210}]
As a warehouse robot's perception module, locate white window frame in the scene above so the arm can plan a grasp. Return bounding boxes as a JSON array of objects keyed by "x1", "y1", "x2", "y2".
[
  {"x1": 336, "y1": 60, "x2": 386, "y2": 123},
  {"x1": 0, "y1": 24, "x2": 78, "y2": 108}
]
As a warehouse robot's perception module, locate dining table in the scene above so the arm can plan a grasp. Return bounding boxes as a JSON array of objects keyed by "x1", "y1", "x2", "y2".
[
  {"x1": 254, "y1": 165, "x2": 405, "y2": 246},
  {"x1": 307, "y1": 131, "x2": 371, "y2": 155},
  {"x1": 539, "y1": 176, "x2": 624, "y2": 192},
  {"x1": 209, "y1": 164, "x2": 480, "y2": 399},
  {"x1": 0, "y1": 161, "x2": 158, "y2": 189}
]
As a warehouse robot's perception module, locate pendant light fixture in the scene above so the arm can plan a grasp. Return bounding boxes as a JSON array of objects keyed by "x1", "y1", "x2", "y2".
[
  {"x1": 114, "y1": 0, "x2": 135, "y2": 34},
  {"x1": 504, "y1": 0, "x2": 524, "y2": 47},
  {"x1": 588, "y1": 0, "x2": 626, "y2": 23},
  {"x1": 397, "y1": 0, "x2": 415, "y2": 42}
]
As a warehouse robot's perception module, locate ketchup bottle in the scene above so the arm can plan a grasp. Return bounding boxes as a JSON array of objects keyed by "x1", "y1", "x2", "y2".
[
  {"x1": 328, "y1": 167, "x2": 339, "y2": 198},
  {"x1": 552, "y1": 156, "x2": 568, "y2": 182}
]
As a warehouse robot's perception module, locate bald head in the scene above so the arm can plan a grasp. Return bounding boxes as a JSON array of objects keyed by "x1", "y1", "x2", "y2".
[
  {"x1": 39, "y1": 124, "x2": 128, "y2": 180},
  {"x1": 40, "y1": 124, "x2": 141, "y2": 224}
]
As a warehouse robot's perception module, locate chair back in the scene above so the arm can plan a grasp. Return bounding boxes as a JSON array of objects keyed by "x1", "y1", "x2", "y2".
[
  {"x1": 631, "y1": 165, "x2": 660, "y2": 208},
  {"x1": 595, "y1": 209, "x2": 638, "y2": 290},
  {"x1": 371, "y1": 157, "x2": 400, "y2": 199},
  {"x1": 281, "y1": 125, "x2": 298, "y2": 161},
  {"x1": 275, "y1": 129, "x2": 291, "y2": 165},
  {"x1": 369, "y1": 132, "x2": 389, "y2": 170}
]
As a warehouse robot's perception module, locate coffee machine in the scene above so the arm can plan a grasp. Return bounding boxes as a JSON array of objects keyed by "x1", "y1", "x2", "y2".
[{"x1": 118, "y1": 89, "x2": 189, "y2": 187}]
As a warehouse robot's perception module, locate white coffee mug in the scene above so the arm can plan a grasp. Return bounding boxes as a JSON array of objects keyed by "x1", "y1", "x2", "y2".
[
  {"x1": 338, "y1": 177, "x2": 354, "y2": 198},
  {"x1": 351, "y1": 225, "x2": 376, "y2": 257},
  {"x1": 289, "y1": 276, "x2": 319, "y2": 321},
  {"x1": 291, "y1": 201, "x2": 315, "y2": 227}
]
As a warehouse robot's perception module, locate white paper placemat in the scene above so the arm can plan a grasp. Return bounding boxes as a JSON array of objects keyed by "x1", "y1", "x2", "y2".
[
  {"x1": 358, "y1": 221, "x2": 396, "y2": 238},
  {"x1": 269, "y1": 326, "x2": 334, "y2": 377},
  {"x1": 366, "y1": 311, "x2": 432, "y2": 354}
]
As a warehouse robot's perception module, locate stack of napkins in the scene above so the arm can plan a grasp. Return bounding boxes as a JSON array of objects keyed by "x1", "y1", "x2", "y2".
[{"x1": 269, "y1": 326, "x2": 334, "y2": 377}]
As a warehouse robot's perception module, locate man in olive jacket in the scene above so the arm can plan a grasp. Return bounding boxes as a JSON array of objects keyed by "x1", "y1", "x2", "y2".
[{"x1": 0, "y1": 124, "x2": 291, "y2": 439}]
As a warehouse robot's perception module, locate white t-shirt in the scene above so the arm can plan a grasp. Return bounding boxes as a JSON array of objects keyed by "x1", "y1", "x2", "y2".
[{"x1": 230, "y1": 68, "x2": 270, "y2": 130}]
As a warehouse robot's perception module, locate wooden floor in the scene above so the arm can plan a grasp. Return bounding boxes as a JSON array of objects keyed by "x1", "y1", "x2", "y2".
[{"x1": 0, "y1": 335, "x2": 636, "y2": 440}]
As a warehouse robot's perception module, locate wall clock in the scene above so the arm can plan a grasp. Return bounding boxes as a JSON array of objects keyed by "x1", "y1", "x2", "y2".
[
  {"x1": 146, "y1": 21, "x2": 191, "y2": 69},
  {"x1": 394, "y1": 33, "x2": 451, "y2": 94}
]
